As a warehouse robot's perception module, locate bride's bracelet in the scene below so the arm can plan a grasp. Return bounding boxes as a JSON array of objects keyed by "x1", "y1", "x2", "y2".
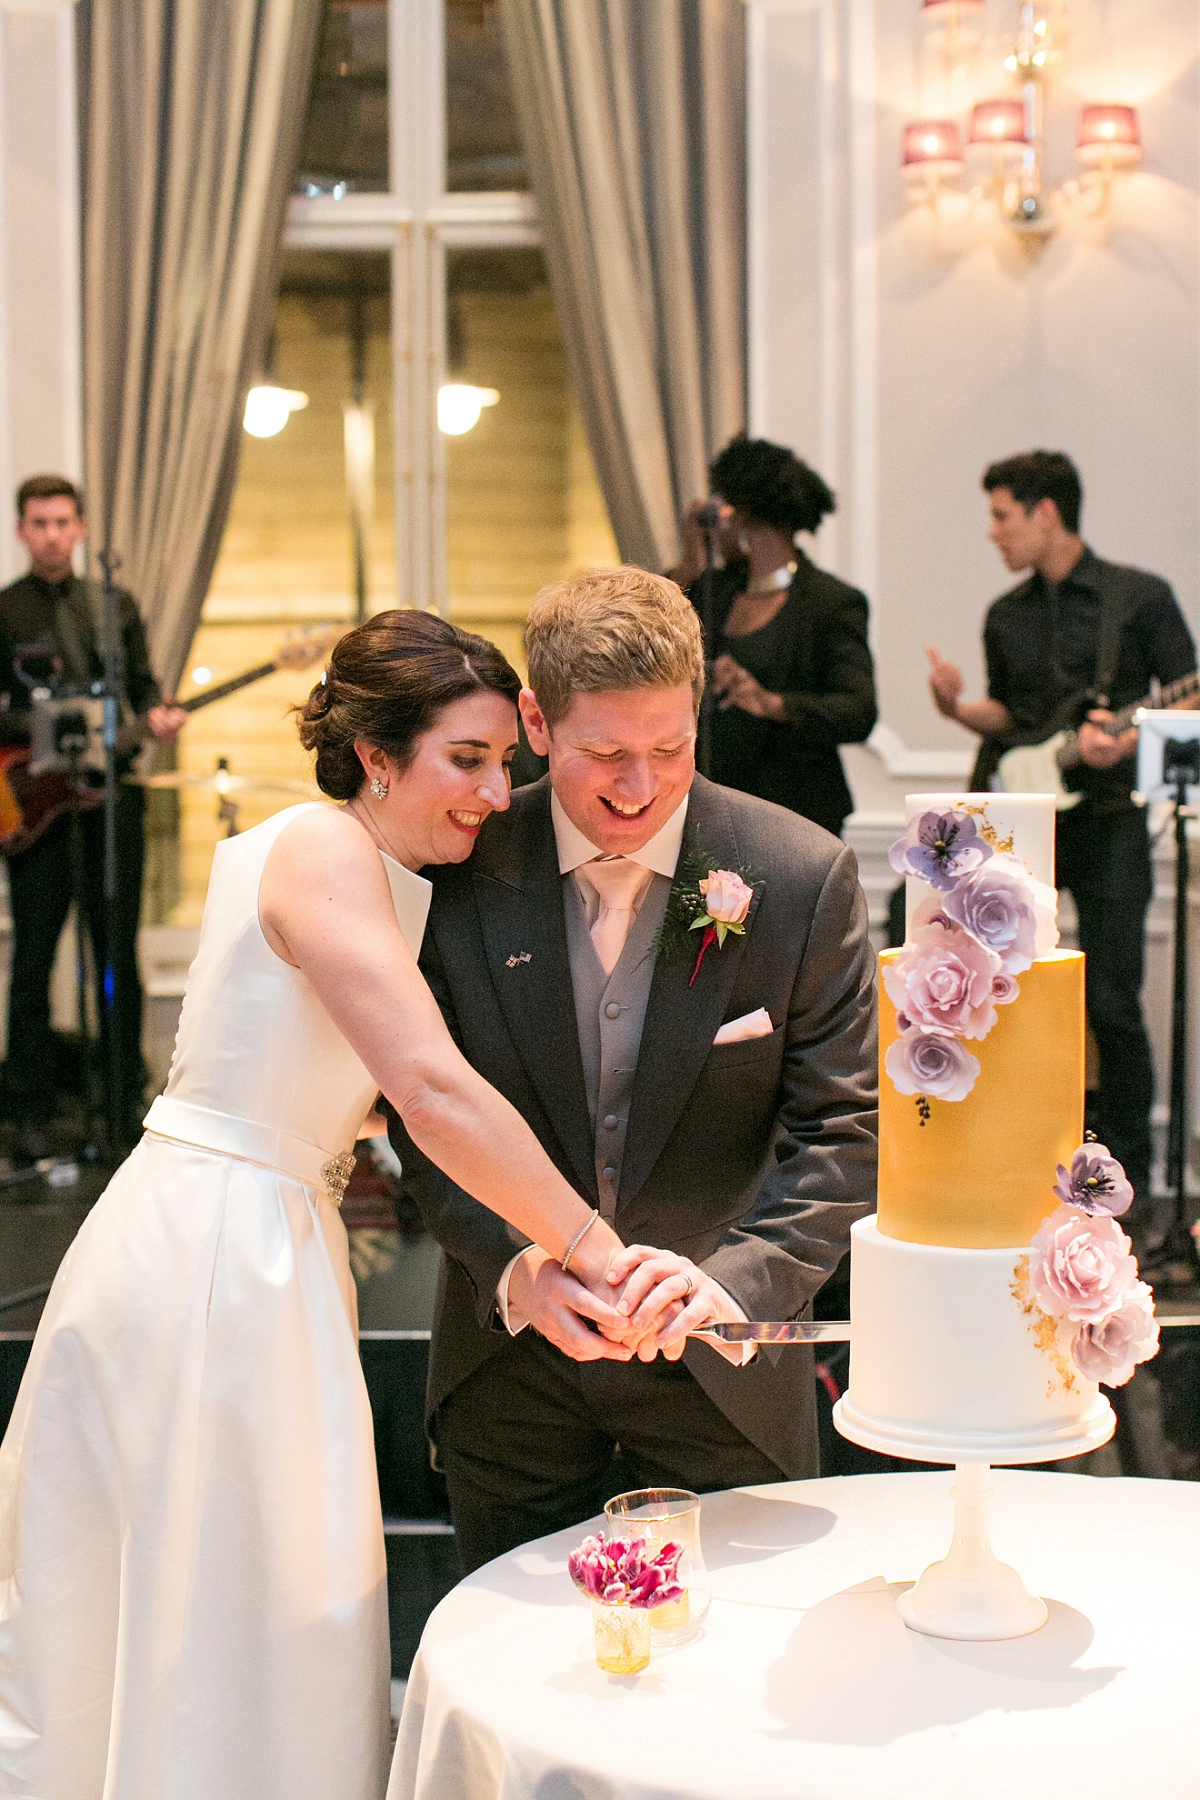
[{"x1": 560, "y1": 1207, "x2": 601, "y2": 1275}]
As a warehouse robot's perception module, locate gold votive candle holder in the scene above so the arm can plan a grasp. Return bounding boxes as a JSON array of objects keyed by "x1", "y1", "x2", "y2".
[{"x1": 591, "y1": 1599, "x2": 651, "y2": 1674}]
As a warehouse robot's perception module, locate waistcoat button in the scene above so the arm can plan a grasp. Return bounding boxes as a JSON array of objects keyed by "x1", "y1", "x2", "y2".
[
  {"x1": 603, "y1": 1114, "x2": 619, "y2": 1130},
  {"x1": 604, "y1": 1001, "x2": 621, "y2": 1019}
]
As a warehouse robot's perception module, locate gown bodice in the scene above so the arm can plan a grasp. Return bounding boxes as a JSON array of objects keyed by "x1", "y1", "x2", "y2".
[{"x1": 159, "y1": 803, "x2": 431, "y2": 1158}]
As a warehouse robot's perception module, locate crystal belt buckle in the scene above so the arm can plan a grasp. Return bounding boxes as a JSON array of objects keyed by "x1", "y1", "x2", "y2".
[{"x1": 321, "y1": 1151, "x2": 356, "y2": 1206}]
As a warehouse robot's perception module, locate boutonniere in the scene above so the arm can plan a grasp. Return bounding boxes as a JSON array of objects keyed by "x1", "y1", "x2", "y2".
[{"x1": 656, "y1": 853, "x2": 756, "y2": 986}]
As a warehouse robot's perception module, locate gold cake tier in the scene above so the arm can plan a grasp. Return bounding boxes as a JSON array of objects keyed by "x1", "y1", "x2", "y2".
[{"x1": 878, "y1": 948, "x2": 1085, "y2": 1248}]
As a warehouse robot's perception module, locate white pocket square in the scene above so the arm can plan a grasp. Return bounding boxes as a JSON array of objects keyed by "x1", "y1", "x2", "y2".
[{"x1": 713, "y1": 1007, "x2": 774, "y2": 1046}]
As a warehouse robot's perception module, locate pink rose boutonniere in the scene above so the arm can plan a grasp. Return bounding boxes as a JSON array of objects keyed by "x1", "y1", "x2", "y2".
[{"x1": 690, "y1": 869, "x2": 753, "y2": 985}]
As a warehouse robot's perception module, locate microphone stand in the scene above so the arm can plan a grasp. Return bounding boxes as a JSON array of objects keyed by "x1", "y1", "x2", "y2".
[
  {"x1": 694, "y1": 507, "x2": 721, "y2": 779},
  {"x1": 96, "y1": 547, "x2": 126, "y2": 1159},
  {"x1": 1160, "y1": 737, "x2": 1200, "y2": 1282}
]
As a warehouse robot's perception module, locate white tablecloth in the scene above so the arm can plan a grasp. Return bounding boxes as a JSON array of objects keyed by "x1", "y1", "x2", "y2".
[{"x1": 390, "y1": 1470, "x2": 1200, "y2": 1800}]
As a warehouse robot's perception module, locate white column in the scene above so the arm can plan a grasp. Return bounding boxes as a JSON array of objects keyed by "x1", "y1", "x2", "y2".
[{"x1": 0, "y1": 0, "x2": 81, "y2": 582}]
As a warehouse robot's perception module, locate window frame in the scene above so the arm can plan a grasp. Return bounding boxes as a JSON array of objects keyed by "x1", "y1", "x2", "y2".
[{"x1": 284, "y1": 1, "x2": 541, "y2": 616}]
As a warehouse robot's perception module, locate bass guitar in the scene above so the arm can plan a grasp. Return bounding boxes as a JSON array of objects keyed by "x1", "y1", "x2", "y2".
[
  {"x1": 0, "y1": 628, "x2": 338, "y2": 856},
  {"x1": 992, "y1": 670, "x2": 1200, "y2": 809}
]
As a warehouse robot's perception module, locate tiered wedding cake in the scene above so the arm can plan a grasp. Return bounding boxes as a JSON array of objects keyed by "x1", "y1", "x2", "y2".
[{"x1": 835, "y1": 792, "x2": 1159, "y2": 1466}]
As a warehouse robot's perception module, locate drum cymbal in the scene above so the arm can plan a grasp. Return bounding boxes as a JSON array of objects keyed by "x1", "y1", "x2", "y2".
[{"x1": 125, "y1": 770, "x2": 321, "y2": 797}]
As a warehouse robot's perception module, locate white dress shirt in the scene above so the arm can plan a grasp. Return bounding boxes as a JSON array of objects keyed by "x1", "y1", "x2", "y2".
[{"x1": 497, "y1": 792, "x2": 753, "y2": 1363}]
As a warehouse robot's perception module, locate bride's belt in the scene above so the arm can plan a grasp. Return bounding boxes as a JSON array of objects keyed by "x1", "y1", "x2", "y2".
[{"x1": 142, "y1": 1095, "x2": 356, "y2": 1205}]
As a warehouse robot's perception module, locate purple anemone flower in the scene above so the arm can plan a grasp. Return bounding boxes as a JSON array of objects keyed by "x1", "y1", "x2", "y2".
[
  {"x1": 888, "y1": 810, "x2": 993, "y2": 892},
  {"x1": 1052, "y1": 1144, "x2": 1134, "y2": 1218}
]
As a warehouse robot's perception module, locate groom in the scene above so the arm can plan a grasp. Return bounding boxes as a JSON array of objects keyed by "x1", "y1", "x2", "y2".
[{"x1": 388, "y1": 567, "x2": 877, "y2": 1571}]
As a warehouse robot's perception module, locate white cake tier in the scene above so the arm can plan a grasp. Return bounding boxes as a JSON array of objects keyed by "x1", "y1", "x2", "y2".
[
  {"x1": 903, "y1": 791, "x2": 1057, "y2": 937},
  {"x1": 833, "y1": 1218, "x2": 1116, "y2": 1465}
]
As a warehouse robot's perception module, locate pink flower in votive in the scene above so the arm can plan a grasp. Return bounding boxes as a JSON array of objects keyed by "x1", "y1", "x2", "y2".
[
  {"x1": 991, "y1": 972, "x2": 1020, "y2": 1006},
  {"x1": 883, "y1": 924, "x2": 1002, "y2": 1040},
  {"x1": 1071, "y1": 1282, "x2": 1159, "y2": 1388},
  {"x1": 698, "y1": 869, "x2": 753, "y2": 926},
  {"x1": 567, "y1": 1533, "x2": 686, "y2": 1609},
  {"x1": 1028, "y1": 1206, "x2": 1139, "y2": 1323}
]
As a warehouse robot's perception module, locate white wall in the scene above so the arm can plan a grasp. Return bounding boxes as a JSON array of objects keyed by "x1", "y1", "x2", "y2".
[
  {"x1": 747, "y1": 0, "x2": 1200, "y2": 809},
  {"x1": 746, "y1": 0, "x2": 1200, "y2": 1163},
  {"x1": 0, "y1": 0, "x2": 81, "y2": 580}
]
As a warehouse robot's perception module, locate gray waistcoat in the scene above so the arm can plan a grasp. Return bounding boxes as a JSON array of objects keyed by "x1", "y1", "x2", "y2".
[{"x1": 562, "y1": 872, "x2": 671, "y2": 1221}]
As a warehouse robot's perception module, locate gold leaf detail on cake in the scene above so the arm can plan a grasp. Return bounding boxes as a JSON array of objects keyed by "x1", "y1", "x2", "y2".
[
  {"x1": 1011, "y1": 1253, "x2": 1077, "y2": 1393},
  {"x1": 961, "y1": 802, "x2": 1015, "y2": 857}
]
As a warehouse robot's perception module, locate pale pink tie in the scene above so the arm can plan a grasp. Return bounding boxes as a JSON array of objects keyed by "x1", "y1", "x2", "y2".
[{"x1": 582, "y1": 857, "x2": 648, "y2": 976}]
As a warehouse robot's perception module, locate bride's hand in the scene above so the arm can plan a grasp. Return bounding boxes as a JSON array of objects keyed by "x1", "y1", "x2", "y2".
[
  {"x1": 606, "y1": 1243, "x2": 728, "y2": 1359},
  {"x1": 567, "y1": 1223, "x2": 670, "y2": 1358}
]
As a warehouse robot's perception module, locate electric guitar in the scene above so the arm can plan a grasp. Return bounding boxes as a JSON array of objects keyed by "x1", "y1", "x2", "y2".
[
  {"x1": 992, "y1": 670, "x2": 1200, "y2": 809},
  {"x1": 0, "y1": 628, "x2": 339, "y2": 856}
]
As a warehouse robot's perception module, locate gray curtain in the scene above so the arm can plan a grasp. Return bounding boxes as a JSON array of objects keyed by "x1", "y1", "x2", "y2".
[
  {"x1": 499, "y1": 0, "x2": 746, "y2": 572},
  {"x1": 82, "y1": 0, "x2": 323, "y2": 690}
]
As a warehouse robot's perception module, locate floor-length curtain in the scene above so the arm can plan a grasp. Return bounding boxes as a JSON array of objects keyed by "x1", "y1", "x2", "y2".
[
  {"x1": 82, "y1": 0, "x2": 323, "y2": 690},
  {"x1": 499, "y1": 0, "x2": 746, "y2": 573}
]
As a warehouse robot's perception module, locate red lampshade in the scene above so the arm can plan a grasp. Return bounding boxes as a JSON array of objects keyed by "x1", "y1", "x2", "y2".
[
  {"x1": 1077, "y1": 104, "x2": 1142, "y2": 167},
  {"x1": 968, "y1": 99, "x2": 1027, "y2": 148},
  {"x1": 902, "y1": 120, "x2": 964, "y2": 176}
]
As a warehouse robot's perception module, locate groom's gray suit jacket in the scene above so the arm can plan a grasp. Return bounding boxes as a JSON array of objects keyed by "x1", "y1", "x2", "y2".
[{"x1": 388, "y1": 774, "x2": 878, "y2": 1479}]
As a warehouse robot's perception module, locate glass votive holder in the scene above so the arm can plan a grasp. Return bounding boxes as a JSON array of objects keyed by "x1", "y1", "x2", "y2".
[
  {"x1": 591, "y1": 1599, "x2": 651, "y2": 1674},
  {"x1": 604, "y1": 1487, "x2": 711, "y2": 1645}
]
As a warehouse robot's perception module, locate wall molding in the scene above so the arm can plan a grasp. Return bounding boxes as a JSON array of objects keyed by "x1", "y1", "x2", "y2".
[{"x1": 866, "y1": 721, "x2": 974, "y2": 780}]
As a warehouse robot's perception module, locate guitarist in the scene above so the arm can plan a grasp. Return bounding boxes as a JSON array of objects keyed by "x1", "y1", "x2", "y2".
[
  {"x1": 927, "y1": 449, "x2": 1197, "y2": 1249},
  {"x1": 0, "y1": 474, "x2": 186, "y2": 1157}
]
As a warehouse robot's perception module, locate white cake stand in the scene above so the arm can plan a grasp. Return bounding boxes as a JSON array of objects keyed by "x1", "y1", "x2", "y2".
[{"x1": 832, "y1": 1401, "x2": 1117, "y2": 1641}]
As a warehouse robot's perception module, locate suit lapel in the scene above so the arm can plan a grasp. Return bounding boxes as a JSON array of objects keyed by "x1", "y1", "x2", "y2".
[
  {"x1": 469, "y1": 784, "x2": 597, "y2": 1201},
  {"x1": 619, "y1": 778, "x2": 764, "y2": 1203}
]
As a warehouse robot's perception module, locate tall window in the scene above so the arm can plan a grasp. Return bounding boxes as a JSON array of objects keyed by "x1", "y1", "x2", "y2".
[{"x1": 166, "y1": 0, "x2": 616, "y2": 925}]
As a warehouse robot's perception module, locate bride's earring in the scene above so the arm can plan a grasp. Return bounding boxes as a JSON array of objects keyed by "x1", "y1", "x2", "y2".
[{"x1": 370, "y1": 776, "x2": 388, "y2": 800}]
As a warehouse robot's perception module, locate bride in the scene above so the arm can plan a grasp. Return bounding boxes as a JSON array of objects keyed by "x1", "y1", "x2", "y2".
[{"x1": 0, "y1": 610, "x2": 644, "y2": 1800}]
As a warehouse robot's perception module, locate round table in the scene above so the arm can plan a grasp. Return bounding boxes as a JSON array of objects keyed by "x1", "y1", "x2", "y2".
[{"x1": 389, "y1": 1470, "x2": 1200, "y2": 1800}]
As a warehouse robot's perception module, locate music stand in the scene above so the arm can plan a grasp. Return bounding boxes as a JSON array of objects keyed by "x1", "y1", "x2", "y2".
[{"x1": 1135, "y1": 708, "x2": 1200, "y2": 1281}]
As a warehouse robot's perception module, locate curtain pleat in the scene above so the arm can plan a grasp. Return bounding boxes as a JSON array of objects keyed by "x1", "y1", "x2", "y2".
[
  {"x1": 82, "y1": 0, "x2": 323, "y2": 690},
  {"x1": 499, "y1": 0, "x2": 746, "y2": 572}
]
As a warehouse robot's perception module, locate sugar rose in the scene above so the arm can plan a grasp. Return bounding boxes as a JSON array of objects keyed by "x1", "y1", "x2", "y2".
[
  {"x1": 883, "y1": 922, "x2": 1002, "y2": 1040},
  {"x1": 937, "y1": 853, "x2": 1056, "y2": 974},
  {"x1": 885, "y1": 1027, "x2": 980, "y2": 1102},
  {"x1": 1028, "y1": 1205, "x2": 1138, "y2": 1324},
  {"x1": 1071, "y1": 1283, "x2": 1159, "y2": 1388}
]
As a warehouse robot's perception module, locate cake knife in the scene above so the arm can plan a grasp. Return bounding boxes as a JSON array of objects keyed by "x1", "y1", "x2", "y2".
[{"x1": 690, "y1": 1320, "x2": 852, "y2": 1344}]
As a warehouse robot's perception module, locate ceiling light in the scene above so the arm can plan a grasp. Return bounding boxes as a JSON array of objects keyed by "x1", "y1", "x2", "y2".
[
  {"x1": 243, "y1": 385, "x2": 309, "y2": 439},
  {"x1": 437, "y1": 384, "x2": 500, "y2": 436}
]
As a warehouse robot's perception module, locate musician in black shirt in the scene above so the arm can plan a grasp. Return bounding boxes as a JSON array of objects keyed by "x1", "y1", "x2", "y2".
[
  {"x1": 0, "y1": 474, "x2": 186, "y2": 1152},
  {"x1": 927, "y1": 450, "x2": 1198, "y2": 1237}
]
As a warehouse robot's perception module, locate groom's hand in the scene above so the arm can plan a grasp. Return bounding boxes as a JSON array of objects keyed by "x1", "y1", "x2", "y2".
[
  {"x1": 509, "y1": 1249, "x2": 638, "y2": 1363},
  {"x1": 607, "y1": 1245, "x2": 742, "y2": 1361}
]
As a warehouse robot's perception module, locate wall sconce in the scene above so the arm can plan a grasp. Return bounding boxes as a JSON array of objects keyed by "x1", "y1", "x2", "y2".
[
  {"x1": 901, "y1": 3, "x2": 1142, "y2": 235},
  {"x1": 902, "y1": 120, "x2": 964, "y2": 203},
  {"x1": 1077, "y1": 104, "x2": 1142, "y2": 175}
]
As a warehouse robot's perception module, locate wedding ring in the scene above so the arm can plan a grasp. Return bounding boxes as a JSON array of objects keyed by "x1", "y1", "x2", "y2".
[{"x1": 681, "y1": 1275, "x2": 695, "y2": 1301}]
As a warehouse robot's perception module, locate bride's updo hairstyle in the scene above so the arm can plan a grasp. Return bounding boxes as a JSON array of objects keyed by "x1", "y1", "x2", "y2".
[{"x1": 297, "y1": 608, "x2": 521, "y2": 801}]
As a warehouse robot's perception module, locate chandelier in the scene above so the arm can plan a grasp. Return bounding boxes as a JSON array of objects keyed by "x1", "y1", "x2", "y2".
[{"x1": 901, "y1": 2, "x2": 1142, "y2": 234}]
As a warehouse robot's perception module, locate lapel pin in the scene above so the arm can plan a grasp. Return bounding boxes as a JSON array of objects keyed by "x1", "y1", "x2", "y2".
[{"x1": 505, "y1": 951, "x2": 533, "y2": 968}]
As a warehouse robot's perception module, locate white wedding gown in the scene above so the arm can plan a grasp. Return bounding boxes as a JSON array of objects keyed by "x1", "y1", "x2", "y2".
[{"x1": 0, "y1": 803, "x2": 430, "y2": 1800}]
